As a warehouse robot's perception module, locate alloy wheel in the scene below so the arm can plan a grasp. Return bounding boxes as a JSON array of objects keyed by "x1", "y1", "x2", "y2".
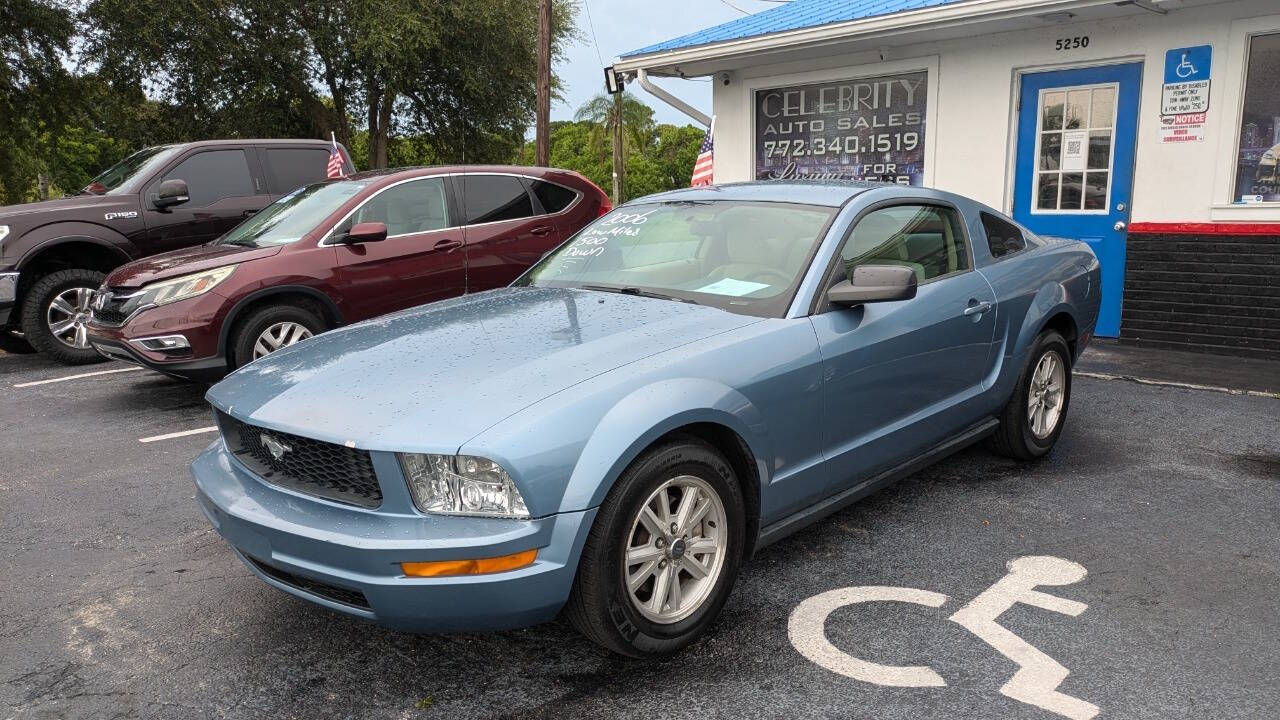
[
  {"x1": 624, "y1": 475, "x2": 727, "y2": 624},
  {"x1": 252, "y1": 321, "x2": 313, "y2": 360},
  {"x1": 1027, "y1": 351, "x2": 1066, "y2": 439},
  {"x1": 46, "y1": 287, "x2": 95, "y2": 350}
]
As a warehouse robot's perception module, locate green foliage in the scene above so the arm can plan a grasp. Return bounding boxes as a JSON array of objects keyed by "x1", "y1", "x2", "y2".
[{"x1": 523, "y1": 97, "x2": 708, "y2": 202}]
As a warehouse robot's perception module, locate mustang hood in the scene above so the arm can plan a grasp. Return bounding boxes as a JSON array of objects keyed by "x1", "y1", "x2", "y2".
[
  {"x1": 207, "y1": 287, "x2": 762, "y2": 452},
  {"x1": 105, "y1": 243, "x2": 281, "y2": 287}
]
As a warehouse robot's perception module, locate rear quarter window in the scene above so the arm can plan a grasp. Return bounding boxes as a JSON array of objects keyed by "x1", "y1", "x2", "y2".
[
  {"x1": 981, "y1": 212, "x2": 1027, "y2": 259},
  {"x1": 530, "y1": 179, "x2": 579, "y2": 214}
]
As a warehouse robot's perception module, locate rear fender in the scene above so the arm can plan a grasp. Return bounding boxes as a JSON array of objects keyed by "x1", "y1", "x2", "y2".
[{"x1": 559, "y1": 378, "x2": 772, "y2": 514}]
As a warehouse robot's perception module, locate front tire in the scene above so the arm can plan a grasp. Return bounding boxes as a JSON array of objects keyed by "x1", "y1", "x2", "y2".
[
  {"x1": 989, "y1": 330, "x2": 1072, "y2": 460},
  {"x1": 565, "y1": 439, "x2": 745, "y2": 658},
  {"x1": 229, "y1": 304, "x2": 325, "y2": 370},
  {"x1": 21, "y1": 269, "x2": 108, "y2": 365}
]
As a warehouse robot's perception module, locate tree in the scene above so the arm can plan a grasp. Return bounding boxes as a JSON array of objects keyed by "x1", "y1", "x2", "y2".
[
  {"x1": 82, "y1": 0, "x2": 580, "y2": 170},
  {"x1": 575, "y1": 93, "x2": 657, "y2": 156}
]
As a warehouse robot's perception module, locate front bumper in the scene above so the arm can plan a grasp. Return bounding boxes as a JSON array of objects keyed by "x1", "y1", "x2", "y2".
[
  {"x1": 0, "y1": 272, "x2": 17, "y2": 326},
  {"x1": 87, "y1": 291, "x2": 230, "y2": 381},
  {"x1": 192, "y1": 442, "x2": 596, "y2": 632}
]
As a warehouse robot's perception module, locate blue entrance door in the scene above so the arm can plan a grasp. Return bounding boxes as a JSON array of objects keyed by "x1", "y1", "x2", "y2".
[{"x1": 1013, "y1": 63, "x2": 1142, "y2": 337}]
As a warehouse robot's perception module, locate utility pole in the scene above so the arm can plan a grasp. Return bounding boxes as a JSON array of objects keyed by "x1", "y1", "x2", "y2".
[
  {"x1": 612, "y1": 90, "x2": 624, "y2": 203},
  {"x1": 535, "y1": 0, "x2": 552, "y2": 166}
]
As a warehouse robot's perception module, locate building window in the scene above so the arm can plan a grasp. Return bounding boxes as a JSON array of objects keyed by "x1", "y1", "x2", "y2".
[
  {"x1": 1233, "y1": 32, "x2": 1280, "y2": 203},
  {"x1": 754, "y1": 71, "x2": 928, "y2": 185},
  {"x1": 1034, "y1": 84, "x2": 1116, "y2": 212}
]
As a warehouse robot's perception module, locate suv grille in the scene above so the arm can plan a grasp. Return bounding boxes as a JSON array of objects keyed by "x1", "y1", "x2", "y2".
[
  {"x1": 89, "y1": 289, "x2": 135, "y2": 326},
  {"x1": 245, "y1": 555, "x2": 370, "y2": 609},
  {"x1": 215, "y1": 411, "x2": 382, "y2": 509}
]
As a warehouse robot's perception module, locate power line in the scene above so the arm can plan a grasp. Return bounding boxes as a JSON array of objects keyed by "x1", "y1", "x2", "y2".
[
  {"x1": 582, "y1": 0, "x2": 605, "y2": 68},
  {"x1": 716, "y1": 0, "x2": 752, "y2": 13}
]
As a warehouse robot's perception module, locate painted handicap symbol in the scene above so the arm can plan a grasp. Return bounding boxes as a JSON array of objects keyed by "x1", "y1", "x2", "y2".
[
  {"x1": 1175, "y1": 53, "x2": 1197, "y2": 79},
  {"x1": 789, "y1": 556, "x2": 1098, "y2": 720}
]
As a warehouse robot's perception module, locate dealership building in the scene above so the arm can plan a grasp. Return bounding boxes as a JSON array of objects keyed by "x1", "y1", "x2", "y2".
[{"x1": 616, "y1": 0, "x2": 1280, "y2": 359}]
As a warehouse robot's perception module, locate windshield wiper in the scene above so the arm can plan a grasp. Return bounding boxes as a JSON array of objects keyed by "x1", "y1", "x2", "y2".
[{"x1": 580, "y1": 284, "x2": 698, "y2": 305}]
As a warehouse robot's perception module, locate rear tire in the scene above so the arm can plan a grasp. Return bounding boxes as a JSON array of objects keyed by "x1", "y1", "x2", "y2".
[
  {"x1": 21, "y1": 269, "x2": 108, "y2": 365},
  {"x1": 989, "y1": 330, "x2": 1072, "y2": 460},
  {"x1": 564, "y1": 439, "x2": 745, "y2": 658},
  {"x1": 229, "y1": 304, "x2": 326, "y2": 370}
]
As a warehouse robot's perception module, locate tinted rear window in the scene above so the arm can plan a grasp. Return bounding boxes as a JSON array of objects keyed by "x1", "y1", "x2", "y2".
[
  {"x1": 531, "y1": 179, "x2": 579, "y2": 214},
  {"x1": 264, "y1": 148, "x2": 335, "y2": 194},
  {"x1": 981, "y1": 212, "x2": 1027, "y2": 259},
  {"x1": 462, "y1": 174, "x2": 534, "y2": 224}
]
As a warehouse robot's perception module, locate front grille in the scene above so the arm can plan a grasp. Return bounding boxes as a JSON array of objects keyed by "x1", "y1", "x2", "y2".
[
  {"x1": 246, "y1": 555, "x2": 371, "y2": 609},
  {"x1": 90, "y1": 289, "x2": 135, "y2": 326},
  {"x1": 215, "y1": 411, "x2": 383, "y2": 509}
]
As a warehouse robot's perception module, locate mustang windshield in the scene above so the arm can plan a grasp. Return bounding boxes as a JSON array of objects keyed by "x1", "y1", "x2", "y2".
[
  {"x1": 217, "y1": 180, "x2": 372, "y2": 248},
  {"x1": 81, "y1": 145, "x2": 182, "y2": 196},
  {"x1": 516, "y1": 200, "x2": 836, "y2": 316}
]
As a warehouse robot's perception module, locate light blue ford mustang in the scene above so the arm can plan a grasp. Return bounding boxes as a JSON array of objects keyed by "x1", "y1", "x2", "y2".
[{"x1": 193, "y1": 181, "x2": 1100, "y2": 657}]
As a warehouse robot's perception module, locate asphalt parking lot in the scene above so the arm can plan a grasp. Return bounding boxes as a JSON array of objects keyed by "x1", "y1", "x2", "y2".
[{"x1": 2, "y1": 349, "x2": 1278, "y2": 719}]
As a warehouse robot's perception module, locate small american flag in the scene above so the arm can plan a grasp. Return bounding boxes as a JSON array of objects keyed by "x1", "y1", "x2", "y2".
[
  {"x1": 691, "y1": 117, "x2": 714, "y2": 187},
  {"x1": 326, "y1": 132, "x2": 345, "y2": 179}
]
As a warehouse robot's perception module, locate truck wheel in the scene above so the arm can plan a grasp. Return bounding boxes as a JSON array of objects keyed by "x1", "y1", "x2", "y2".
[
  {"x1": 21, "y1": 269, "x2": 108, "y2": 365},
  {"x1": 988, "y1": 330, "x2": 1072, "y2": 460},
  {"x1": 229, "y1": 304, "x2": 326, "y2": 370}
]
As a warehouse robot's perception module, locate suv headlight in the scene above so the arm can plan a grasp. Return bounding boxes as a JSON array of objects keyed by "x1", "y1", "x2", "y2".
[
  {"x1": 0, "y1": 225, "x2": 9, "y2": 245},
  {"x1": 400, "y1": 453, "x2": 530, "y2": 519},
  {"x1": 138, "y1": 265, "x2": 236, "y2": 307}
]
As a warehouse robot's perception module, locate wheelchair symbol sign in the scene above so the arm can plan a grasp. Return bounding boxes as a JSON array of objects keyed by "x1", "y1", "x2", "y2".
[
  {"x1": 1164, "y1": 45, "x2": 1211, "y2": 84},
  {"x1": 789, "y1": 556, "x2": 1100, "y2": 719}
]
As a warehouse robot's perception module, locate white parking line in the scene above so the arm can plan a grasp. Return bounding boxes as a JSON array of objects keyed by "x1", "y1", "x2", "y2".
[
  {"x1": 13, "y1": 366, "x2": 143, "y2": 388},
  {"x1": 139, "y1": 426, "x2": 218, "y2": 443}
]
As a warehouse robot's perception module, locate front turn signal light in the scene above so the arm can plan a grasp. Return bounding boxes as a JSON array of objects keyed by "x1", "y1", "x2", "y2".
[{"x1": 401, "y1": 548, "x2": 537, "y2": 578}]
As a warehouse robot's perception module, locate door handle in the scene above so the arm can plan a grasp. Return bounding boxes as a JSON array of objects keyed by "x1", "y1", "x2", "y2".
[
  {"x1": 531, "y1": 225, "x2": 553, "y2": 236},
  {"x1": 1114, "y1": 221, "x2": 1127, "y2": 232},
  {"x1": 963, "y1": 301, "x2": 993, "y2": 317},
  {"x1": 432, "y1": 238, "x2": 463, "y2": 252}
]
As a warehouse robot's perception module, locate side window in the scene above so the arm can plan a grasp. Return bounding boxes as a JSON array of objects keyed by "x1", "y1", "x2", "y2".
[
  {"x1": 530, "y1": 179, "x2": 578, "y2": 214},
  {"x1": 160, "y1": 150, "x2": 254, "y2": 207},
  {"x1": 838, "y1": 205, "x2": 969, "y2": 283},
  {"x1": 264, "y1": 148, "x2": 333, "y2": 194},
  {"x1": 463, "y1": 174, "x2": 534, "y2": 224},
  {"x1": 980, "y1": 212, "x2": 1027, "y2": 259},
  {"x1": 347, "y1": 178, "x2": 451, "y2": 237}
]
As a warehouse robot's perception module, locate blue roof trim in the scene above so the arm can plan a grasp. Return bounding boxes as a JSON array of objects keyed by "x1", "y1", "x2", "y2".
[{"x1": 621, "y1": 0, "x2": 970, "y2": 58}]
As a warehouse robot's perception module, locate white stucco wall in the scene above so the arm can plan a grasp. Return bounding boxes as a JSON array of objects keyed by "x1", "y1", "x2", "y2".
[{"x1": 708, "y1": 0, "x2": 1280, "y2": 224}]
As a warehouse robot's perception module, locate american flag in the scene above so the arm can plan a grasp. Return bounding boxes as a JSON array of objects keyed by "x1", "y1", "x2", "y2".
[
  {"x1": 691, "y1": 117, "x2": 714, "y2": 187},
  {"x1": 326, "y1": 133, "x2": 345, "y2": 179}
]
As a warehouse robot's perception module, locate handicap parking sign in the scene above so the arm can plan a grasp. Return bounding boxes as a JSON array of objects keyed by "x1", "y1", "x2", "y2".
[
  {"x1": 1165, "y1": 45, "x2": 1211, "y2": 84},
  {"x1": 1162, "y1": 45, "x2": 1211, "y2": 116}
]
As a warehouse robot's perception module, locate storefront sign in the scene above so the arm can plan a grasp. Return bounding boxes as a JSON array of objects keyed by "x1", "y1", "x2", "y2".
[
  {"x1": 755, "y1": 71, "x2": 927, "y2": 184},
  {"x1": 1161, "y1": 45, "x2": 1211, "y2": 115},
  {"x1": 1159, "y1": 112, "x2": 1206, "y2": 143}
]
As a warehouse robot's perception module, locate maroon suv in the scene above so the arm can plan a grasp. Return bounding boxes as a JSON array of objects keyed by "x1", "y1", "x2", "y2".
[{"x1": 86, "y1": 166, "x2": 609, "y2": 381}]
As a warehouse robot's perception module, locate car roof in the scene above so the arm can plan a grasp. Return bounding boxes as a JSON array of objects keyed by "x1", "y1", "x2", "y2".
[
  {"x1": 631, "y1": 180, "x2": 890, "y2": 208},
  {"x1": 341, "y1": 165, "x2": 579, "y2": 185}
]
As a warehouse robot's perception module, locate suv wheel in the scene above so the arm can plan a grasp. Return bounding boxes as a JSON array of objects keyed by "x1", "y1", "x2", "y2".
[
  {"x1": 564, "y1": 439, "x2": 745, "y2": 658},
  {"x1": 989, "y1": 330, "x2": 1072, "y2": 460},
  {"x1": 230, "y1": 304, "x2": 326, "y2": 369},
  {"x1": 21, "y1": 269, "x2": 108, "y2": 365}
]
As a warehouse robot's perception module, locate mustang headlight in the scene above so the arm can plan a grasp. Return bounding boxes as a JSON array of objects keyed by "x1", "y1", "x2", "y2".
[
  {"x1": 138, "y1": 265, "x2": 236, "y2": 307},
  {"x1": 399, "y1": 453, "x2": 529, "y2": 519}
]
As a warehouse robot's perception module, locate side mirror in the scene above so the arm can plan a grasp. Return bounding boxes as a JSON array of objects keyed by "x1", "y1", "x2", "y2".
[
  {"x1": 153, "y1": 179, "x2": 190, "y2": 209},
  {"x1": 345, "y1": 221, "x2": 387, "y2": 244},
  {"x1": 827, "y1": 264, "x2": 918, "y2": 306}
]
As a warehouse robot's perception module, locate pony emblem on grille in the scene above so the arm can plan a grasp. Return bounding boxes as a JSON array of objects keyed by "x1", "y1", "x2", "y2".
[{"x1": 261, "y1": 434, "x2": 292, "y2": 461}]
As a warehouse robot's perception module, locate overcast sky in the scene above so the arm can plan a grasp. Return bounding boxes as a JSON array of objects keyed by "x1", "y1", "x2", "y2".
[{"x1": 552, "y1": 0, "x2": 782, "y2": 127}]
